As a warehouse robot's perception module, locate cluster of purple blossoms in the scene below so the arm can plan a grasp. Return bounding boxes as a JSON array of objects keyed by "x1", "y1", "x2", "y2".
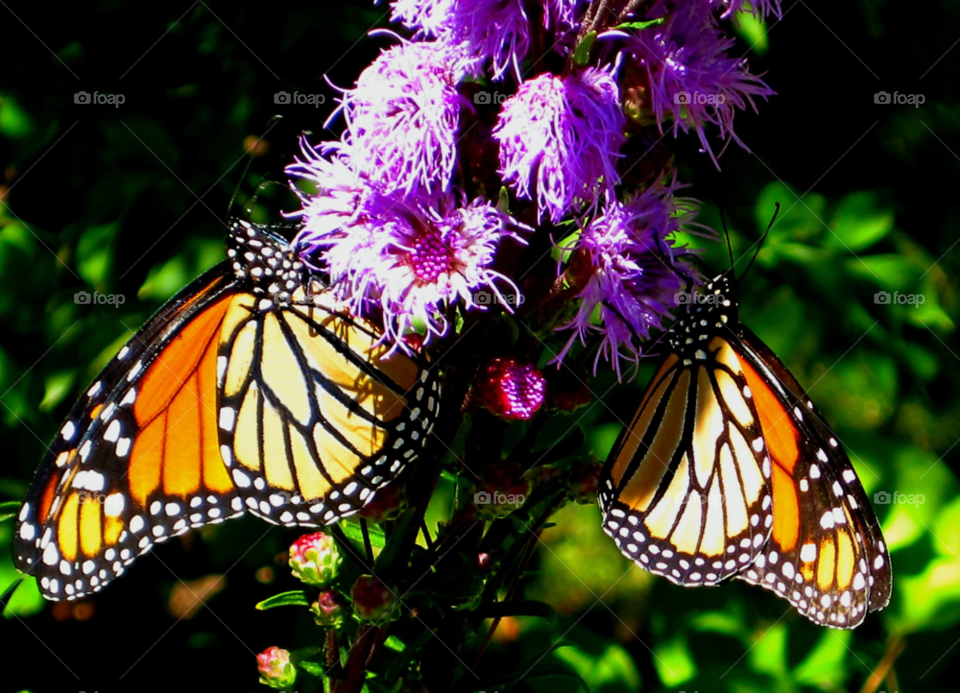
[
  {"x1": 625, "y1": 1, "x2": 775, "y2": 165},
  {"x1": 494, "y1": 67, "x2": 625, "y2": 223},
  {"x1": 391, "y1": 0, "x2": 580, "y2": 80},
  {"x1": 557, "y1": 177, "x2": 704, "y2": 376},
  {"x1": 288, "y1": 0, "x2": 775, "y2": 373}
]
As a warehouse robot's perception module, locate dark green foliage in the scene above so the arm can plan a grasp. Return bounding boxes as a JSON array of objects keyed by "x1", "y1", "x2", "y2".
[{"x1": 2, "y1": 1, "x2": 959, "y2": 691}]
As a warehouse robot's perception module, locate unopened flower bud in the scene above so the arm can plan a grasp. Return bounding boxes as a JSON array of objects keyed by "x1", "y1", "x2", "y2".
[
  {"x1": 288, "y1": 532, "x2": 341, "y2": 587},
  {"x1": 350, "y1": 574, "x2": 400, "y2": 623},
  {"x1": 311, "y1": 590, "x2": 346, "y2": 628},
  {"x1": 478, "y1": 357, "x2": 546, "y2": 421},
  {"x1": 257, "y1": 646, "x2": 297, "y2": 689}
]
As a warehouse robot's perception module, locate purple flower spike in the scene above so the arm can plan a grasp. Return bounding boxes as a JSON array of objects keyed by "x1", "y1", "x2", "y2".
[
  {"x1": 391, "y1": 0, "x2": 582, "y2": 80},
  {"x1": 289, "y1": 145, "x2": 528, "y2": 349},
  {"x1": 494, "y1": 68, "x2": 625, "y2": 223},
  {"x1": 557, "y1": 178, "x2": 701, "y2": 377},
  {"x1": 342, "y1": 40, "x2": 468, "y2": 197},
  {"x1": 630, "y1": 2, "x2": 774, "y2": 166}
]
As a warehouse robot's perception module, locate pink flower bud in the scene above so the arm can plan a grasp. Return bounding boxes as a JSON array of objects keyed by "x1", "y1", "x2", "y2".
[
  {"x1": 350, "y1": 575, "x2": 400, "y2": 623},
  {"x1": 311, "y1": 590, "x2": 346, "y2": 628},
  {"x1": 288, "y1": 532, "x2": 341, "y2": 587},
  {"x1": 478, "y1": 357, "x2": 546, "y2": 421},
  {"x1": 257, "y1": 646, "x2": 297, "y2": 689}
]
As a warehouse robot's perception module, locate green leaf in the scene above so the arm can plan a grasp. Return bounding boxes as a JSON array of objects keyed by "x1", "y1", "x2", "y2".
[
  {"x1": 733, "y1": 10, "x2": 769, "y2": 54},
  {"x1": 554, "y1": 642, "x2": 641, "y2": 692},
  {"x1": 39, "y1": 370, "x2": 76, "y2": 413},
  {"x1": 290, "y1": 647, "x2": 327, "y2": 678},
  {"x1": 75, "y1": 223, "x2": 120, "y2": 288},
  {"x1": 374, "y1": 506, "x2": 418, "y2": 573},
  {"x1": 340, "y1": 519, "x2": 386, "y2": 550},
  {"x1": 0, "y1": 525, "x2": 43, "y2": 618},
  {"x1": 383, "y1": 629, "x2": 432, "y2": 681},
  {"x1": 653, "y1": 631, "x2": 697, "y2": 686},
  {"x1": 827, "y1": 190, "x2": 894, "y2": 252},
  {"x1": 476, "y1": 599, "x2": 555, "y2": 620},
  {"x1": 793, "y1": 629, "x2": 850, "y2": 687},
  {"x1": 613, "y1": 18, "x2": 665, "y2": 31},
  {"x1": 0, "y1": 501, "x2": 20, "y2": 523},
  {"x1": 572, "y1": 31, "x2": 597, "y2": 66},
  {"x1": 845, "y1": 254, "x2": 919, "y2": 290},
  {"x1": 255, "y1": 590, "x2": 310, "y2": 610}
]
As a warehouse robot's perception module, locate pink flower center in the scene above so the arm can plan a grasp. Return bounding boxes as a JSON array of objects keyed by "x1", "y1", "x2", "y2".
[{"x1": 407, "y1": 227, "x2": 453, "y2": 284}]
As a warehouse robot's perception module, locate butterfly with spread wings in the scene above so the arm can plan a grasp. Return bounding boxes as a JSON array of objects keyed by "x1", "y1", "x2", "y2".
[
  {"x1": 599, "y1": 251, "x2": 891, "y2": 628},
  {"x1": 14, "y1": 220, "x2": 439, "y2": 601}
]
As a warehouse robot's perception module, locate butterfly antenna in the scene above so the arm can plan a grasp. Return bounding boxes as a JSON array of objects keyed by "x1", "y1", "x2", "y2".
[
  {"x1": 227, "y1": 154, "x2": 256, "y2": 221},
  {"x1": 742, "y1": 203, "x2": 781, "y2": 280},
  {"x1": 719, "y1": 206, "x2": 735, "y2": 274}
]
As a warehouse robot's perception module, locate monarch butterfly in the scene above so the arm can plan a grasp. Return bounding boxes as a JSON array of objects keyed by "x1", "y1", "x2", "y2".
[
  {"x1": 14, "y1": 220, "x2": 439, "y2": 601},
  {"x1": 599, "y1": 233, "x2": 891, "y2": 629}
]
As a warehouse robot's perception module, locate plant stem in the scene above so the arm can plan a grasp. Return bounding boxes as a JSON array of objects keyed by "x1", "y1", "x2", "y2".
[{"x1": 336, "y1": 625, "x2": 379, "y2": 693}]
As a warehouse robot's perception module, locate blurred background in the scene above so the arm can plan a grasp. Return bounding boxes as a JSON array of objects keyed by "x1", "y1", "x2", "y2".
[{"x1": 1, "y1": 0, "x2": 958, "y2": 691}]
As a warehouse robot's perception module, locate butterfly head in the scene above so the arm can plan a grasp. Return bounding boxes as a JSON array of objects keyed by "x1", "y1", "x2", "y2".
[
  {"x1": 666, "y1": 270, "x2": 740, "y2": 354},
  {"x1": 226, "y1": 220, "x2": 307, "y2": 306}
]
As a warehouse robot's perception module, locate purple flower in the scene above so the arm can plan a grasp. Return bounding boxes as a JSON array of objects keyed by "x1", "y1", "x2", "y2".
[
  {"x1": 557, "y1": 178, "x2": 702, "y2": 376},
  {"x1": 289, "y1": 148, "x2": 528, "y2": 349},
  {"x1": 287, "y1": 142, "x2": 366, "y2": 267},
  {"x1": 391, "y1": 0, "x2": 582, "y2": 80},
  {"x1": 339, "y1": 40, "x2": 468, "y2": 197},
  {"x1": 628, "y1": 2, "x2": 774, "y2": 166},
  {"x1": 711, "y1": 0, "x2": 782, "y2": 20},
  {"x1": 494, "y1": 68, "x2": 625, "y2": 223},
  {"x1": 391, "y1": 0, "x2": 453, "y2": 36}
]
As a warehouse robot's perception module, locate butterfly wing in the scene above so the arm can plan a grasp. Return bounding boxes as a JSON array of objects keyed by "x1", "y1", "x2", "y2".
[
  {"x1": 16, "y1": 220, "x2": 440, "y2": 601},
  {"x1": 599, "y1": 333, "x2": 774, "y2": 586},
  {"x1": 216, "y1": 288, "x2": 439, "y2": 526},
  {"x1": 14, "y1": 266, "x2": 239, "y2": 599},
  {"x1": 733, "y1": 326, "x2": 891, "y2": 628}
]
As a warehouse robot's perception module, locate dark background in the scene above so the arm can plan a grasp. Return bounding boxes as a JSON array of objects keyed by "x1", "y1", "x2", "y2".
[{"x1": 1, "y1": 1, "x2": 958, "y2": 691}]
